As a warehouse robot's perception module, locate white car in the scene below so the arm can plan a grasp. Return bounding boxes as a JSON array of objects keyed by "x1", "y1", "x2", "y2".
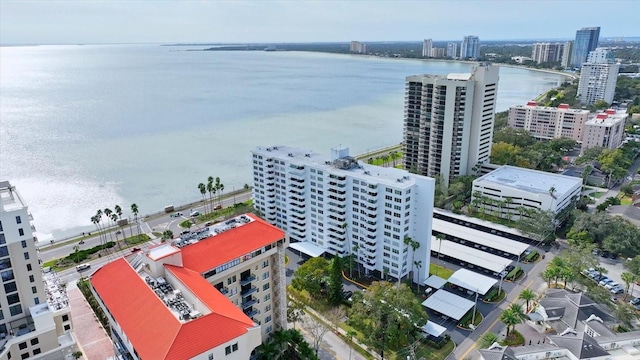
[
  {"x1": 190, "y1": 211, "x2": 200, "y2": 217},
  {"x1": 599, "y1": 278, "x2": 612, "y2": 286},
  {"x1": 605, "y1": 282, "x2": 620, "y2": 290}
]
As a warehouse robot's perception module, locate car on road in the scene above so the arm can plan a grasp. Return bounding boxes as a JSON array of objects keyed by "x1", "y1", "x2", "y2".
[
  {"x1": 190, "y1": 211, "x2": 200, "y2": 217},
  {"x1": 214, "y1": 205, "x2": 222, "y2": 210},
  {"x1": 205, "y1": 221, "x2": 214, "y2": 227},
  {"x1": 116, "y1": 230, "x2": 122, "y2": 235},
  {"x1": 131, "y1": 247, "x2": 141, "y2": 253},
  {"x1": 78, "y1": 240, "x2": 85, "y2": 245},
  {"x1": 170, "y1": 212, "x2": 182, "y2": 218},
  {"x1": 76, "y1": 263, "x2": 91, "y2": 272},
  {"x1": 180, "y1": 230, "x2": 190, "y2": 236}
]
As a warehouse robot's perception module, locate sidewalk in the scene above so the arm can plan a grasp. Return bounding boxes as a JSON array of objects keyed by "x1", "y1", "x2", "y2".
[{"x1": 68, "y1": 281, "x2": 115, "y2": 360}]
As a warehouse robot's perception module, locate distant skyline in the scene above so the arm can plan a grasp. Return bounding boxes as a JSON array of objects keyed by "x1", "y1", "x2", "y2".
[{"x1": 1, "y1": 0, "x2": 639, "y2": 45}]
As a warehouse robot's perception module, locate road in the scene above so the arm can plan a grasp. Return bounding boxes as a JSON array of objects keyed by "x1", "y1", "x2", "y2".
[{"x1": 38, "y1": 191, "x2": 252, "y2": 263}]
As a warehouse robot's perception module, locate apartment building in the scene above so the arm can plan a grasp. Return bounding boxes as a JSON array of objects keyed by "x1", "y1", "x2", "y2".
[
  {"x1": 472, "y1": 166, "x2": 582, "y2": 220},
  {"x1": 430, "y1": 48, "x2": 445, "y2": 59},
  {"x1": 581, "y1": 109, "x2": 628, "y2": 153},
  {"x1": 403, "y1": 64, "x2": 499, "y2": 187},
  {"x1": 460, "y1": 35, "x2": 480, "y2": 59},
  {"x1": 446, "y1": 42, "x2": 457, "y2": 58},
  {"x1": 577, "y1": 62, "x2": 620, "y2": 105},
  {"x1": 350, "y1": 41, "x2": 368, "y2": 54},
  {"x1": 531, "y1": 42, "x2": 564, "y2": 64},
  {"x1": 571, "y1": 26, "x2": 600, "y2": 68},
  {"x1": 561, "y1": 41, "x2": 573, "y2": 68},
  {"x1": 422, "y1": 39, "x2": 433, "y2": 57},
  {"x1": 251, "y1": 146, "x2": 435, "y2": 284},
  {"x1": 0, "y1": 181, "x2": 76, "y2": 360},
  {"x1": 507, "y1": 102, "x2": 590, "y2": 141},
  {"x1": 91, "y1": 214, "x2": 287, "y2": 359}
]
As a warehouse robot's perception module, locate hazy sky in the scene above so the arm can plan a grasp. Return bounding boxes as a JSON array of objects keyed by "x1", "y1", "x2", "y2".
[{"x1": 1, "y1": 0, "x2": 639, "y2": 45}]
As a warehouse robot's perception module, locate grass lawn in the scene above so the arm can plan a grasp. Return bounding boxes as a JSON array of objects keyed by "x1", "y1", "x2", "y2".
[
  {"x1": 591, "y1": 191, "x2": 606, "y2": 199},
  {"x1": 411, "y1": 338, "x2": 455, "y2": 360},
  {"x1": 621, "y1": 196, "x2": 633, "y2": 205},
  {"x1": 430, "y1": 264, "x2": 453, "y2": 279}
]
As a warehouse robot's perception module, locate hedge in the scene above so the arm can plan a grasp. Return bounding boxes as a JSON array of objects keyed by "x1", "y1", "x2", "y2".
[{"x1": 66, "y1": 241, "x2": 115, "y2": 264}]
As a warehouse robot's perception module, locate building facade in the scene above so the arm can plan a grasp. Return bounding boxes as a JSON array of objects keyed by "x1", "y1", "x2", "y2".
[
  {"x1": 531, "y1": 42, "x2": 564, "y2": 64},
  {"x1": 422, "y1": 39, "x2": 433, "y2": 57},
  {"x1": 460, "y1": 35, "x2": 480, "y2": 59},
  {"x1": 403, "y1": 64, "x2": 499, "y2": 186},
  {"x1": 446, "y1": 42, "x2": 457, "y2": 58},
  {"x1": 587, "y1": 47, "x2": 614, "y2": 64},
  {"x1": 581, "y1": 109, "x2": 627, "y2": 153},
  {"x1": 507, "y1": 102, "x2": 590, "y2": 141},
  {"x1": 578, "y1": 62, "x2": 620, "y2": 105},
  {"x1": 561, "y1": 41, "x2": 573, "y2": 68},
  {"x1": 571, "y1": 26, "x2": 600, "y2": 68},
  {"x1": 430, "y1": 48, "x2": 445, "y2": 58},
  {"x1": 0, "y1": 181, "x2": 77, "y2": 360},
  {"x1": 91, "y1": 214, "x2": 287, "y2": 359},
  {"x1": 251, "y1": 146, "x2": 435, "y2": 284},
  {"x1": 472, "y1": 166, "x2": 582, "y2": 220},
  {"x1": 350, "y1": 41, "x2": 368, "y2": 54}
]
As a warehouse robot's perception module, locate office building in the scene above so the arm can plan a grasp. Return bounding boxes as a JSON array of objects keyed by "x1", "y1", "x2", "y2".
[
  {"x1": 422, "y1": 39, "x2": 433, "y2": 57},
  {"x1": 507, "y1": 102, "x2": 590, "y2": 141},
  {"x1": 577, "y1": 62, "x2": 619, "y2": 105},
  {"x1": 561, "y1": 41, "x2": 573, "y2": 68},
  {"x1": 446, "y1": 42, "x2": 457, "y2": 58},
  {"x1": 0, "y1": 181, "x2": 77, "y2": 360},
  {"x1": 91, "y1": 214, "x2": 288, "y2": 359},
  {"x1": 472, "y1": 166, "x2": 582, "y2": 220},
  {"x1": 460, "y1": 35, "x2": 480, "y2": 59},
  {"x1": 581, "y1": 109, "x2": 627, "y2": 153},
  {"x1": 350, "y1": 41, "x2": 368, "y2": 54},
  {"x1": 251, "y1": 146, "x2": 435, "y2": 284},
  {"x1": 403, "y1": 64, "x2": 499, "y2": 187},
  {"x1": 571, "y1": 27, "x2": 600, "y2": 68},
  {"x1": 531, "y1": 42, "x2": 564, "y2": 64}
]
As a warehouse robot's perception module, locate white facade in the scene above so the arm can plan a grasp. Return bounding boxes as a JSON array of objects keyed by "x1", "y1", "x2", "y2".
[
  {"x1": 403, "y1": 64, "x2": 499, "y2": 186},
  {"x1": 446, "y1": 42, "x2": 457, "y2": 58},
  {"x1": 507, "y1": 102, "x2": 590, "y2": 141},
  {"x1": 581, "y1": 110, "x2": 628, "y2": 153},
  {"x1": 0, "y1": 181, "x2": 77, "y2": 360},
  {"x1": 561, "y1": 41, "x2": 573, "y2": 68},
  {"x1": 460, "y1": 35, "x2": 480, "y2": 59},
  {"x1": 472, "y1": 166, "x2": 582, "y2": 220},
  {"x1": 532, "y1": 42, "x2": 564, "y2": 64},
  {"x1": 586, "y1": 47, "x2": 614, "y2": 64},
  {"x1": 422, "y1": 39, "x2": 433, "y2": 57},
  {"x1": 430, "y1": 48, "x2": 445, "y2": 58},
  {"x1": 350, "y1": 41, "x2": 368, "y2": 54},
  {"x1": 578, "y1": 62, "x2": 620, "y2": 105},
  {"x1": 251, "y1": 146, "x2": 435, "y2": 284}
]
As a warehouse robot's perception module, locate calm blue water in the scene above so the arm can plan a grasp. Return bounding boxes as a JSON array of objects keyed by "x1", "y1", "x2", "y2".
[{"x1": 0, "y1": 45, "x2": 567, "y2": 237}]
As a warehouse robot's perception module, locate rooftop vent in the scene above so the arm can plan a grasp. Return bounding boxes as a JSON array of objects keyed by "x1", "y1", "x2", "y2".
[
  {"x1": 288, "y1": 153, "x2": 293, "y2": 157},
  {"x1": 305, "y1": 154, "x2": 310, "y2": 157}
]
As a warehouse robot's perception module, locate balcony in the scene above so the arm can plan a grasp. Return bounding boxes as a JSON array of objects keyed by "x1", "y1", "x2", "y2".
[
  {"x1": 242, "y1": 297, "x2": 259, "y2": 309},
  {"x1": 328, "y1": 188, "x2": 346, "y2": 195},
  {"x1": 244, "y1": 309, "x2": 260, "y2": 318},
  {"x1": 241, "y1": 287, "x2": 258, "y2": 297},
  {"x1": 328, "y1": 181, "x2": 346, "y2": 188},
  {"x1": 328, "y1": 195, "x2": 346, "y2": 202},
  {"x1": 240, "y1": 274, "x2": 256, "y2": 286}
]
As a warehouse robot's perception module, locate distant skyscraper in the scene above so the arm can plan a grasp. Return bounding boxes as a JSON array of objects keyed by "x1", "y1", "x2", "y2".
[
  {"x1": 350, "y1": 41, "x2": 368, "y2": 54},
  {"x1": 431, "y1": 48, "x2": 445, "y2": 58},
  {"x1": 403, "y1": 64, "x2": 499, "y2": 186},
  {"x1": 422, "y1": 39, "x2": 433, "y2": 57},
  {"x1": 571, "y1": 27, "x2": 600, "y2": 68},
  {"x1": 531, "y1": 43, "x2": 564, "y2": 64},
  {"x1": 446, "y1": 42, "x2": 458, "y2": 58},
  {"x1": 561, "y1": 41, "x2": 573, "y2": 68},
  {"x1": 460, "y1": 35, "x2": 480, "y2": 59}
]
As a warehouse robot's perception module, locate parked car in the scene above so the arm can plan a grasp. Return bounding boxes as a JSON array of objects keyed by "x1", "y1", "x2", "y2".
[
  {"x1": 610, "y1": 286, "x2": 624, "y2": 295},
  {"x1": 605, "y1": 281, "x2": 620, "y2": 290},
  {"x1": 214, "y1": 205, "x2": 222, "y2": 210},
  {"x1": 609, "y1": 253, "x2": 618, "y2": 260},
  {"x1": 629, "y1": 297, "x2": 640, "y2": 306},
  {"x1": 601, "y1": 251, "x2": 610, "y2": 258},
  {"x1": 180, "y1": 230, "x2": 190, "y2": 236},
  {"x1": 342, "y1": 290, "x2": 353, "y2": 300},
  {"x1": 610, "y1": 296, "x2": 618, "y2": 303},
  {"x1": 204, "y1": 221, "x2": 213, "y2": 227},
  {"x1": 592, "y1": 274, "x2": 605, "y2": 282},
  {"x1": 599, "y1": 278, "x2": 612, "y2": 286}
]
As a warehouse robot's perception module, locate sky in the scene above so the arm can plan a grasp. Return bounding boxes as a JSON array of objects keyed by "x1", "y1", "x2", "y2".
[{"x1": 1, "y1": 0, "x2": 639, "y2": 45}]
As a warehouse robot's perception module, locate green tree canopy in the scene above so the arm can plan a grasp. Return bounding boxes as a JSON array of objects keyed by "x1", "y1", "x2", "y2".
[
  {"x1": 493, "y1": 128, "x2": 536, "y2": 148},
  {"x1": 291, "y1": 257, "x2": 331, "y2": 297}
]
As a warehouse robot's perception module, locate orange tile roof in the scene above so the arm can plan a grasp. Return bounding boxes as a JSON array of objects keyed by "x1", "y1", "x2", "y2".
[
  {"x1": 91, "y1": 258, "x2": 256, "y2": 360},
  {"x1": 181, "y1": 214, "x2": 285, "y2": 273}
]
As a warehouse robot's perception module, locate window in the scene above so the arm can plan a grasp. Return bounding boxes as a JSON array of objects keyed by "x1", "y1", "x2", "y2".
[
  {"x1": 32, "y1": 349, "x2": 41, "y2": 356},
  {"x1": 19, "y1": 342, "x2": 27, "y2": 350},
  {"x1": 0, "y1": 221, "x2": 3, "y2": 232},
  {"x1": 34, "y1": 297, "x2": 39, "y2": 305},
  {"x1": 30, "y1": 338, "x2": 39, "y2": 346},
  {"x1": 208, "y1": 355, "x2": 214, "y2": 360},
  {"x1": 225, "y1": 342, "x2": 239, "y2": 355},
  {"x1": 21, "y1": 353, "x2": 29, "y2": 360},
  {"x1": 21, "y1": 240, "x2": 27, "y2": 248},
  {"x1": 64, "y1": 324, "x2": 71, "y2": 331},
  {"x1": 10, "y1": 305, "x2": 22, "y2": 316},
  {"x1": 26, "y1": 264, "x2": 31, "y2": 271},
  {"x1": 18, "y1": 228, "x2": 24, "y2": 236},
  {"x1": 16, "y1": 216, "x2": 22, "y2": 224},
  {"x1": 0, "y1": 310, "x2": 3, "y2": 320},
  {"x1": 265, "y1": 304, "x2": 271, "y2": 312},
  {"x1": 2, "y1": 270, "x2": 14, "y2": 282},
  {"x1": 0, "y1": 246, "x2": 7, "y2": 257},
  {"x1": 263, "y1": 293, "x2": 271, "y2": 302},
  {"x1": 4, "y1": 282, "x2": 17, "y2": 293},
  {"x1": 62, "y1": 314, "x2": 69, "y2": 322},
  {"x1": 262, "y1": 260, "x2": 269, "y2": 268},
  {"x1": 265, "y1": 315, "x2": 272, "y2": 323},
  {"x1": 29, "y1": 275, "x2": 34, "y2": 283},
  {"x1": 7, "y1": 293, "x2": 20, "y2": 304},
  {"x1": 262, "y1": 272, "x2": 269, "y2": 280},
  {"x1": 23, "y1": 253, "x2": 29, "y2": 260},
  {"x1": 232, "y1": 344, "x2": 238, "y2": 352},
  {"x1": 263, "y1": 283, "x2": 270, "y2": 291}
]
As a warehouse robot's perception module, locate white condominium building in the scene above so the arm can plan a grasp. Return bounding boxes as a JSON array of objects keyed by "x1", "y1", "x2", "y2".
[
  {"x1": 251, "y1": 146, "x2": 435, "y2": 284},
  {"x1": 403, "y1": 64, "x2": 499, "y2": 187},
  {"x1": 581, "y1": 109, "x2": 628, "y2": 153},
  {"x1": 578, "y1": 62, "x2": 620, "y2": 105},
  {"x1": 0, "y1": 181, "x2": 77, "y2": 360},
  {"x1": 350, "y1": 41, "x2": 368, "y2": 54},
  {"x1": 460, "y1": 35, "x2": 480, "y2": 59},
  {"x1": 531, "y1": 42, "x2": 564, "y2": 64},
  {"x1": 507, "y1": 102, "x2": 590, "y2": 141},
  {"x1": 422, "y1": 39, "x2": 433, "y2": 57},
  {"x1": 561, "y1": 41, "x2": 573, "y2": 68},
  {"x1": 446, "y1": 42, "x2": 458, "y2": 58}
]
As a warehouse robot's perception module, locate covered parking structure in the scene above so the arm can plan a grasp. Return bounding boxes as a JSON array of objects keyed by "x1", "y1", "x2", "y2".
[
  {"x1": 423, "y1": 275, "x2": 447, "y2": 290},
  {"x1": 421, "y1": 321, "x2": 447, "y2": 338},
  {"x1": 432, "y1": 238, "x2": 512, "y2": 276},
  {"x1": 447, "y1": 269, "x2": 498, "y2": 295},
  {"x1": 289, "y1": 242, "x2": 327, "y2": 258},
  {"x1": 421, "y1": 289, "x2": 475, "y2": 321},
  {"x1": 432, "y1": 218, "x2": 529, "y2": 259}
]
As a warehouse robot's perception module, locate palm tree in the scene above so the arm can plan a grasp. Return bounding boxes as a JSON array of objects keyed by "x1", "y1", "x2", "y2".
[
  {"x1": 389, "y1": 151, "x2": 398, "y2": 167},
  {"x1": 504, "y1": 197, "x2": 514, "y2": 220},
  {"x1": 414, "y1": 260, "x2": 423, "y2": 293},
  {"x1": 346, "y1": 329, "x2": 358, "y2": 360},
  {"x1": 519, "y1": 289, "x2": 536, "y2": 312},
  {"x1": 111, "y1": 213, "x2": 119, "y2": 245},
  {"x1": 130, "y1": 203, "x2": 140, "y2": 237},
  {"x1": 215, "y1": 177, "x2": 222, "y2": 207},
  {"x1": 404, "y1": 236, "x2": 420, "y2": 284},
  {"x1": 73, "y1": 245, "x2": 80, "y2": 263},
  {"x1": 508, "y1": 303, "x2": 527, "y2": 322},
  {"x1": 435, "y1": 234, "x2": 445, "y2": 275},
  {"x1": 243, "y1": 183, "x2": 251, "y2": 190},
  {"x1": 104, "y1": 208, "x2": 114, "y2": 243},
  {"x1": 255, "y1": 340, "x2": 279, "y2": 360},
  {"x1": 271, "y1": 329, "x2": 292, "y2": 358},
  {"x1": 218, "y1": 183, "x2": 225, "y2": 208},
  {"x1": 207, "y1": 176, "x2": 215, "y2": 214},
  {"x1": 621, "y1": 272, "x2": 637, "y2": 301},
  {"x1": 500, "y1": 308, "x2": 522, "y2": 337},
  {"x1": 382, "y1": 154, "x2": 390, "y2": 167},
  {"x1": 95, "y1": 210, "x2": 105, "y2": 246},
  {"x1": 198, "y1": 183, "x2": 206, "y2": 211},
  {"x1": 541, "y1": 268, "x2": 554, "y2": 287},
  {"x1": 114, "y1": 204, "x2": 124, "y2": 239},
  {"x1": 548, "y1": 186, "x2": 556, "y2": 199}
]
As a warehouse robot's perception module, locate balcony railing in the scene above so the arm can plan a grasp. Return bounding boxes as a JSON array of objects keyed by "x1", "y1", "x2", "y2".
[
  {"x1": 240, "y1": 274, "x2": 256, "y2": 286},
  {"x1": 241, "y1": 287, "x2": 258, "y2": 297},
  {"x1": 244, "y1": 309, "x2": 260, "y2": 318},
  {"x1": 242, "y1": 297, "x2": 259, "y2": 309}
]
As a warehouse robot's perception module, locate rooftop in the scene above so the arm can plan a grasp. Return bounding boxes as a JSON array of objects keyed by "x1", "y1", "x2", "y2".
[
  {"x1": 586, "y1": 109, "x2": 628, "y2": 127},
  {"x1": 253, "y1": 146, "x2": 427, "y2": 189},
  {"x1": 0, "y1": 181, "x2": 27, "y2": 212},
  {"x1": 474, "y1": 165, "x2": 582, "y2": 196},
  {"x1": 513, "y1": 102, "x2": 589, "y2": 114}
]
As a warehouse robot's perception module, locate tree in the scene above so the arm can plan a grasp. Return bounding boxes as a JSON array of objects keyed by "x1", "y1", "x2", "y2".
[
  {"x1": 404, "y1": 236, "x2": 420, "y2": 284},
  {"x1": 287, "y1": 301, "x2": 305, "y2": 329},
  {"x1": 348, "y1": 281, "x2": 428, "y2": 357},
  {"x1": 592, "y1": 99, "x2": 609, "y2": 110},
  {"x1": 303, "y1": 315, "x2": 330, "y2": 357},
  {"x1": 621, "y1": 272, "x2": 637, "y2": 301},
  {"x1": 72, "y1": 351, "x2": 83, "y2": 360},
  {"x1": 161, "y1": 230, "x2": 174, "y2": 240},
  {"x1": 500, "y1": 308, "x2": 522, "y2": 337},
  {"x1": 518, "y1": 289, "x2": 536, "y2": 312},
  {"x1": 255, "y1": 340, "x2": 279, "y2": 360},
  {"x1": 614, "y1": 304, "x2": 639, "y2": 327},
  {"x1": 130, "y1": 203, "x2": 140, "y2": 236},
  {"x1": 198, "y1": 183, "x2": 206, "y2": 211},
  {"x1": 207, "y1": 176, "x2": 215, "y2": 214},
  {"x1": 491, "y1": 142, "x2": 521, "y2": 165},
  {"x1": 291, "y1": 257, "x2": 330, "y2": 297},
  {"x1": 73, "y1": 245, "x2": 80, "y2": 264},
  {"x1": 626, "y1": 255, "x2": 640, "y2": 276},
  {"x1": 271, "y1": 329, "x2": 293, "y2": 358},
  {"x1": 478, "y1": 332, "x2": 499, "y2": 349},
  {"x1": 346, "y1": 329, "x2": 358, "y2": 360},
  {"x1": 515, "y1": 209, "x2": 556, "y2": 243},
  {"x1": 493, "y1": 127, "x2": 536, "y2": 148},
  {"x1": 327, "y1": 257, "x2": 344, "y2": 305}
]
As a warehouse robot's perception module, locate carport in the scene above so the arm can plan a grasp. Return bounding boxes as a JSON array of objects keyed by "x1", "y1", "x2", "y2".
[
  {"x1": 433, "y1": 238, "x2": 511, "y2": 274},
  {"x1": 448, "y1": 269, "x2": 497, "y2": 295},
  {"x1": 421, "y1": 290, "x2": 475, "y2": 321},
  {"x1": 421, "y1": 321, "x2": 447, "y2": 337},
  {"x1": 289, "y1": 242, "x2": 326, "y2": 258},
  {"x1": 423, "y1": 275, "x2": 447, "y2": 289}
]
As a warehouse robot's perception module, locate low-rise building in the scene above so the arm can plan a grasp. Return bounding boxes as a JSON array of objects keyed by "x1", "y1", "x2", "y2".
[
  {"x1": 472, "y1": 165, "x2": 582, "y2": 220},
  {"x1": 508, "y1": 102, "x2": 590, "y2": 141},
  {"x1": 581, "y1": 109, "x2": 627, "y2": 153},
  {"x1": 90, "y1": 214, "x2": 288, "y2": 360}
]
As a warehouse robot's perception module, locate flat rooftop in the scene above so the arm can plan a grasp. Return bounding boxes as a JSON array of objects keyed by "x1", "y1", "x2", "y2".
[
  {"x1": 254, "y1": 146, "x2": 427, "y2": 189},
  {"x1": 0, "y1": 181, "x2": 27, "y2": 212},
  {"x1": 512, "y1": 103, "x2": 589, "y2": 114},
  {"x1": 474, "y1": 165, "x2": 581, "y2": 196}
]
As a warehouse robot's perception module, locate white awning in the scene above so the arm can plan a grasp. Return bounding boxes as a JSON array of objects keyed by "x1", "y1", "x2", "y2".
[
  {"x1": 289, "y1": 242, "x2": 326, "y2": 258},
  {"x1": 433, "y1": 218, "x2": 529, "y2": 256},
  {"x1": 422, "y1": 289, "x2": 475, "y2": 321},
  {"x1": 448, "y1": 269, "x2": 498, "y2": 295},
  {"x1": 421, "y1": 321, "x2": 447, "y2": 337},
  {"x1": 433, "y1": 238, "x2": 512, "y2": 274},
  {"x1": 424, "y1": 275, "x2": 447, "y2": 289}
]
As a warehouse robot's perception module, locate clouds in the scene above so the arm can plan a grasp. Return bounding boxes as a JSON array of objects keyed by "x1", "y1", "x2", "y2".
[{"x1": 1, "y1": 0, "x2": 638, "y2": 45}]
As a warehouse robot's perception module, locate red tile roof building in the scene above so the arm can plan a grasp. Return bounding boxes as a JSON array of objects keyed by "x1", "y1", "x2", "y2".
[{"x1": 91, "y1": 214, "x2": 288, "y2": 360}]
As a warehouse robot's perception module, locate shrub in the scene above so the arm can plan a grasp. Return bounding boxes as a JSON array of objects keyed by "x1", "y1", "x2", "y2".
[{"x1": 524, "y1": 251, "x2": 539, "y2": 262}]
